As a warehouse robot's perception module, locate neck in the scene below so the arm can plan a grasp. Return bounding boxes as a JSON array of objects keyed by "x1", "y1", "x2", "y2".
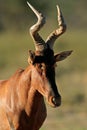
[
  {"x1": 17, "y1": 66, "x2": 45, "y2": 114},
  {"x1": 24, "y1": 86, "x2": 47, "y2": 130},
  {"x1": 15, "y1": 66, "x2": 31, "y2": 110},
  {"x1": 25, "y1": 87, "x2": 43, "y2": 115}
]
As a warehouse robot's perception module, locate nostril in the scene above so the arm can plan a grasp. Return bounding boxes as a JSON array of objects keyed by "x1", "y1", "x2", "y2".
[
  {"x1": 52, "y1": 96, "x2": 61, "y2": 107},
  {"x1": 52, "y1": 97, "x2": 57, "y2": 105}
]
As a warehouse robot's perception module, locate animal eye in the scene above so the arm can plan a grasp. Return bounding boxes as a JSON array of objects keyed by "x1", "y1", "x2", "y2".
[
  {"x1": 39, "y1": 64, "x2": 44, "y2": 70},
  {"x1": 39, "y1": 64, "x2": 42, "y2": 69}
]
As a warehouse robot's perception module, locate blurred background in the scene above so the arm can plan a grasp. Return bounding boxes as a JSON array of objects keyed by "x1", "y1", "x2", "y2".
[{"x1": 0, "y1": 0, "x2": 87, "y2": 130}]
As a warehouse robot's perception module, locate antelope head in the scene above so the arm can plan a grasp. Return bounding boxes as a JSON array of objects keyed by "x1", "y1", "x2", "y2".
[{"x1": 27, "y1": 2, "x2": 72, "y2": 107}]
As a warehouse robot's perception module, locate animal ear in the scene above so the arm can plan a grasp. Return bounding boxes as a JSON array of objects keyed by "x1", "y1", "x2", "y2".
[
  {"x1": 55, "y1": 50, "x2": 73, "y2": 62},
  {"x1": 28, "y1": 50, "x2": 35, "y2": 64}
]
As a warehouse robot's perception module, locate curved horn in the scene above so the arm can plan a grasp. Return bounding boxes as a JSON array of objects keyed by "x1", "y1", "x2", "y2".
[
  {"x1": 46, "y1": 5, "x2": 66, "y2": 49},
  {"x1": 27, "y1": 2, "x2": 46, "y2": 51}
]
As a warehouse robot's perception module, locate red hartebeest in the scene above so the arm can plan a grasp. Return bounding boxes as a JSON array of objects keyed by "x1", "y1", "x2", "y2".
[{"x1": 0, "y1": 2, "x2": 72, "y2": 130}]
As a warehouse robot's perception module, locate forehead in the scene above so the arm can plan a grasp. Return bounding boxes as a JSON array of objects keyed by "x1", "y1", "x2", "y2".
[{"x1": 34, "y1": 49, "x2": 55, "y2": 65}]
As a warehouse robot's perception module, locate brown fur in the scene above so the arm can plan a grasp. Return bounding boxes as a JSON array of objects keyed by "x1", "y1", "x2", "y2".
[{"x1": 0, "y1": 66, "x2": 47, "y2": 130}]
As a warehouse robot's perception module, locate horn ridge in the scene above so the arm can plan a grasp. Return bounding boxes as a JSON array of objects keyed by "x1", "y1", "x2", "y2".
[
  {"x1": 27, "y1": 1, "x2": 46, "y2": 51},
  {"x1": 46, "y1": 4, "x2": 66, "y2": 49}
]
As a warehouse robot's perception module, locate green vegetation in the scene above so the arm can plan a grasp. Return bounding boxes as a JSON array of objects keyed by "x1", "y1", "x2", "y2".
[
  {"x1": 0, "y1": 0, "x2": 87, "y2": 31},
  {"x1": 0, "y1": 0, "x2": 87, "y2": 130}
]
